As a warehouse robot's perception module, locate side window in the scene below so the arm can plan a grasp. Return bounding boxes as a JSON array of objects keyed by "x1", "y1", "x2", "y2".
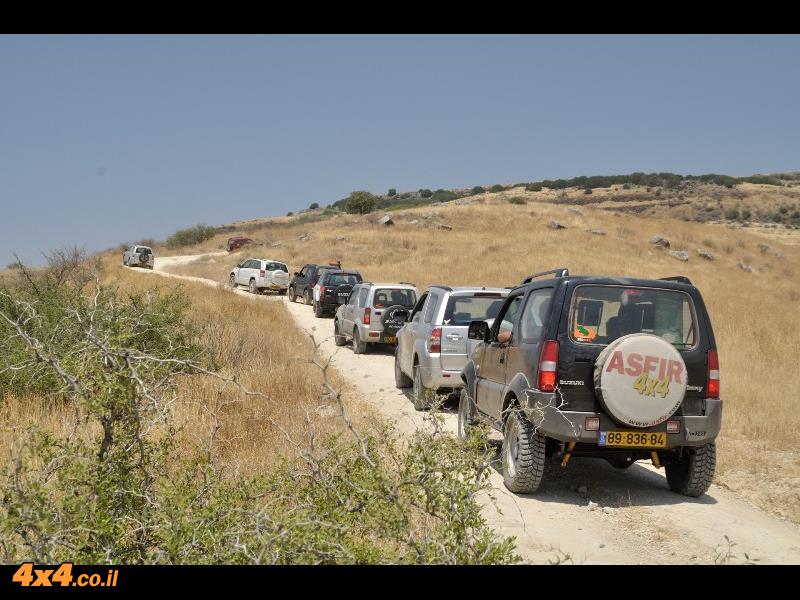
[
  {"x1": 411, "y1": 293, "x2": 428, "y2": 323},
  {"x1": 519, "y1": 288, "x2": 554, "y2": 343},
  {"x1": 423, "y1": 293, "x2": 439, "y2": 324},
  {"x1": 358, "y1": 288, "x2": 368, "y2": 307},
  {"x1": 347, "y1": 286, "x2": 359, "y2": 306},
  {"x1": 299, "y1": 266, "x2": 308, "y2": 277},
  {"x1": 494, "y1": 295, "x2": 524, "y2": 338}
]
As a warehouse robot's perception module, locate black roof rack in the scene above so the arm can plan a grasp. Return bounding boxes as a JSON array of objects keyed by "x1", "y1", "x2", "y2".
[
  {"x1": 429, "y1": 284, "x2": 453, "y2": 291},
  {"x1": 520, "y1": 268, "x2": 569, "y2": 285},
  {"x1": 398, "y1": 281, "x2": 416, "y2": 287},
  {"x1": 659, "y1": 275, "x2": 692, "y2": 285}
]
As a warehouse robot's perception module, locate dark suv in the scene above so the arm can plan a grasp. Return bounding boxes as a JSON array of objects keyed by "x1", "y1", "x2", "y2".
[
  {"x1": 313, "y1": 270, "x2": 363, "y2": 317},
  {"x1": 460, "y1": 268, "x2": 721, "y2": 498},
  {"x1": 288, "y1": 261, "x2": 341, "y2": 305}
]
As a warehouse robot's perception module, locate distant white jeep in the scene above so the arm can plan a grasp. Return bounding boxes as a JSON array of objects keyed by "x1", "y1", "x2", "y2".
[
  {"x1": 229, "y1": 258, "x2": 291, "y2": 295},
  {"x1": 123, "y1": 245, "x2": 154, "y2": 270}
]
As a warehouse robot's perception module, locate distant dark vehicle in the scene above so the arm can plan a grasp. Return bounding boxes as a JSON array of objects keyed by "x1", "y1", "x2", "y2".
[
  {"x1": 460, "y1": 268, "x2": 721, "y2": 498},
  {"x1": 226, "y1": 237, "x2": 255, "y2": 252},
  {"x1": 312, "y1": 269, "x2": 363, "y2": 317},
  {"x1": 287, "y1": 261, "x2": 342, "y2": 305}
]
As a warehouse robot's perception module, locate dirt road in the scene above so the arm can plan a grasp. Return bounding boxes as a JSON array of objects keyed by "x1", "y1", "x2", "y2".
[{"x1": 138, "y1": 254, "x2": 800, "y2": 565}]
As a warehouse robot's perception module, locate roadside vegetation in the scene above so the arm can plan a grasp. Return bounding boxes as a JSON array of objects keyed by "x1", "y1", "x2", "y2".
[{"x1": 0, "y1": 253, "x2": 518, "y2": 564}]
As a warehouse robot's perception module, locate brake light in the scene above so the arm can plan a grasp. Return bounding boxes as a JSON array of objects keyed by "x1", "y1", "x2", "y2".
[
  {"x1": 259, "y1": 269, "x2": 266, "y2": 278},
  {"x1": 319, "y1": 285, "x2": 327, "y2": 298},
  {"x1": 428, "y1": 327, "x2": 441, "y2": 353},
  {"x1": 538, "y1": 340, "x2": 559, "y2": 392},
  {"x1": 707, "y1": 349, "x2": 719, "y2": 399},
  {"x1": 363, "y1": 307, "x2": 371, "y2": 325}
]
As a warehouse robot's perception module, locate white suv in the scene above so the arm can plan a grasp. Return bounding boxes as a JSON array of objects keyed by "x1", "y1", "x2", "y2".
[
  {"x1": 334, "y1": 282, "x2": 418, "y2": 353},
  {"x1": 229, "y1": 258, "x2": 291, "y2": 295}
]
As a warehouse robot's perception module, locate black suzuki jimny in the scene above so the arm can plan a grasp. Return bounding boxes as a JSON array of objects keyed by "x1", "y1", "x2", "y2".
[{"x1": 460, "y1": 268, "x2": 721, "y2": 498}]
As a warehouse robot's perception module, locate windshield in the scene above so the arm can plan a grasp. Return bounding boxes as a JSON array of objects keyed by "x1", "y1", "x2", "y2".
[
  {"x1": 443, "y1": 294, "x2": 506, "y2": 326},
  {"x1": 569, "y1": 285, "x2": 697, "y2": 348},
  {"x1": 373, "y1": 288, "x2": 417, "y2": 308},
  {"x1": 265, "y1": 262, "x2": 288, "y2": 272},
  {"x1": 326, "y1": 273, "x2": 361, "y2": 286}
]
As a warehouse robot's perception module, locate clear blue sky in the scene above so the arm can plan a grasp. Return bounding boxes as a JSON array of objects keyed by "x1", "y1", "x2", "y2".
[{"x1": 2, "y1": 34, "x2": 799, "y2": 266}]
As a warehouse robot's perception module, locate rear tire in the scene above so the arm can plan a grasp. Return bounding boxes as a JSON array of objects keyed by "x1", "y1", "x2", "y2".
[
  {"x1": 278, "y1": 289, "x2": 287, "y2": 296},
  {"x1": 457, "y1": 388, "x2": 476, "y2": 440},
  {"x1": 412, "y1": 365, "x2": 434, "y2": 411},
  {"x1": 313, "y1": 300, "x2": 324, "y2": 318},
  {"x1": 287, "y1": 286, "x2": 296, "y2": 302},
  {"x1": 352, "y1": 327, "x2": 367, "y2": 354},
  {"x1": 394, "y1": 349, "x2": 412, "y2": 388},
  {"x1": 229, "y1": 274, "x2": 236, "y2": 288},
  {"x1": 249, "y1": 279, "x2": 258, "y2": 295},
  {"x1": 334, "y1": 320, "x2": 347, "y2": 346},
  {"x1": 665, "y1": 443, "x2": 716, "y2": 497},
  {"x1": 502, "y1": 405, "x2": 546, "y2": 494}
]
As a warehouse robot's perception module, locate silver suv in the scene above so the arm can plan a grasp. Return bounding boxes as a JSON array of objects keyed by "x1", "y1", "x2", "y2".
[
  {"x1": 123, "y1": 245, "x2": 154, "y2": 270},
  {"x1": 229, "y1": 258, "x2": 291, "y2": 295},
  {"x1": 394, "y1": 285, "x2": 509, "y2": 410},
  {"x1": 334, "y1": 282, "x2": 418, "y2": 353}
]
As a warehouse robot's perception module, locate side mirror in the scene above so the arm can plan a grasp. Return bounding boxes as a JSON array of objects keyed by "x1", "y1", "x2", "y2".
[{"x1": 468, "y1": 320, "x2": 490, "y2": 342}]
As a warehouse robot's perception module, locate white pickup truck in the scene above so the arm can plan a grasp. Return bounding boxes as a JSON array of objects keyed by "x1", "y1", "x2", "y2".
[{"x1": 229, "y1": 258, "x2": 291, "y2": 295}]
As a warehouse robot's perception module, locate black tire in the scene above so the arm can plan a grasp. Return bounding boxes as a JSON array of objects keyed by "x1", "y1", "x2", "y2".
[
  {"x1": 334, "y1": 320, "x2": 347, "y2": 346},
  {"x1": 352, "y1": 327, "x2": 367, "y2": 354},
  {"x1": 412, "y1": 364, "x2": 433, "y2": 411},
  {"x1": 278, "y1": 289, "x2": 287, "y2": 296},
  {"x1": 287, "y1": 286, "x2": 296, "y2": 302},
  {"x1": 665, "y1": 443, "x2": 716, "y2": 497},
  {"x1": 249, "y1": 279, "x2": 258, "y2": 295},
  {"x1": 394, "y1": 349, "x2": 412, "y2": 389},
  {"x1": 457, "y1": 388, "x2": 476, "y2": 440},
  {"x1": 229, "y1": 273, "x2": 236, "y2": 288},
  {"x1": 304, "y1": 289, "x2": 312, "y2": 305},
  {"x1": 502, "y1": 405, "x2": 547, "y2": 494},
  {"x1": 313, "y1": 300, "x2": 324, "y2": 318}
]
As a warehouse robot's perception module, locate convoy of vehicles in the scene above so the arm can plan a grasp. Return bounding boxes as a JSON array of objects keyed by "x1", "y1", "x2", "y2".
[
  {"x1": 220, "y1": 246, "x2": 721, "y2": 499},
  {"x1": 123, "y1": 245, "x2": 154, "y2": 269}
]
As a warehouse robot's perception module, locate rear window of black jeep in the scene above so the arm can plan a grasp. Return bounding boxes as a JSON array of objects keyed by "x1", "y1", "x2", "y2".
[
  {"x1": 569, "y1": 285, "x2": 697, "y2": 348},
  {"x1": 327, "y1": 273, "x2": 361, "y2": 286}
]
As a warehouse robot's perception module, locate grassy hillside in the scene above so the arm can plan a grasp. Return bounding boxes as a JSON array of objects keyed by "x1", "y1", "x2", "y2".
[{"x1": 162, "y1": 195, "x2": 800, "y2": 522}]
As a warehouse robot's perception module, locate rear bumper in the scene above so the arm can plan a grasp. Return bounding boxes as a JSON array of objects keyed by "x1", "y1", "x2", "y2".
[
  {"x1": 356, "y1": 323, "x2": 399, "y2": 344},
  {"x1": 416, "y1": 353, "x2": 464, "y2": 391},
  {"x1": 521, "y1": 390, "x2": 722, "y2": 448}
]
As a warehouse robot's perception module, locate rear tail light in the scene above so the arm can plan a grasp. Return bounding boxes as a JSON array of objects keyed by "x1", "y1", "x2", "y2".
[
  {"x1": 707, "y1": 349, "x2": 720, "y2": 399},
  {"x1": 537, "y1": 340, "x2": 559, "y2": 392},
  {"x1": 319, "y1": 285, "x2": 327, "y2": 298},
  {"x1": 667, "y1": 420, "x2": 681, "y2": 434},
  {"x1": 363, "y1": 307, "x2": 371, "y2": 325},
  {"x1": 428, "y1": 327, "x2": 441, "y2": 353},
  {"x1": 259, "y1": 269, "x2": 266, "y2": 278},
  {"x1": 584, "y1": 417, "x2": 599, "y2": 431}
]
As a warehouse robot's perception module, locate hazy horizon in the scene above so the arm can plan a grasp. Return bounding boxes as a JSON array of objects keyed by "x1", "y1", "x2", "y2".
[{"x1": 2, "y1": 34, "x2": 799, "y2": 266}]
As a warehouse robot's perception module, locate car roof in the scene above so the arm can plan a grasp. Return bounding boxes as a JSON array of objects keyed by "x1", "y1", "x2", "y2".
[
  {"x1": 135, "y1": 245, "x2": 152, "y2": 250},
  {"x1": 512, "y1": 274, "x2": 697, "y2": 293},
  {"x1": 361, "y1": 283, "x2": 417, "y2": 290},
  {"x1": 427, "y1": 285, "x2": 509, "y2": 295},
  {"x1": 326, "y1": 270, "x2": 360, "y2": 275}
]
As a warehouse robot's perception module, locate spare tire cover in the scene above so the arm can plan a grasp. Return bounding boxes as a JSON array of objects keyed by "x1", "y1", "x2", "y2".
[
  {"x1": 593, "y1": 333, "x2": 687, "y2": 428},
  {"x1": 382, "y1": 305, "x2": 410, "y2": 335},
  {"x1": 270, "y1": 271, "x2": 290, "y2": 286}
]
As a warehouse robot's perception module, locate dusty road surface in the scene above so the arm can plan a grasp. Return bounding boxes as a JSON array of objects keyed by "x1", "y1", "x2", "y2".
[{"x1": 132, "y1": 253, "x2": 800, "y2": 565}]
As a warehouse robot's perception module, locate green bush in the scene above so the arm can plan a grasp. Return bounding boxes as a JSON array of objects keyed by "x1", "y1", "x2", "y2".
[
  {"x1": 165, "y1": 224, "x2": 220, "y2": 249},
  {"x1": 287, "y1": 211, "x2": 294, "y2": 216},
  {"x1": 345, "y1": 191, "x2": 378, "y2": 214},
  {"x1": 470, "y1": 186, "x2": 485, "y2": 195},
  {"x1": 387, "y1": 188, "x2": 397, "y2": 197},
  {"x1": 525, "y1": 184, "x2": 543, "y2": 192},
  {"x1": 418, "y1": 189, "x2": 433, "y2": 198},
  {"x1": 583, "y1": 187, "x2": 593, "y2": 195},
  {"x1": 507, "y1": 196, "x2": 526, "y2": 205},
  {"x1": 490, "y1": 184, "x2": 505, "y2": 193},
  {"x1": 309, "y1": 202, "x2": 320, "y2": 210}
]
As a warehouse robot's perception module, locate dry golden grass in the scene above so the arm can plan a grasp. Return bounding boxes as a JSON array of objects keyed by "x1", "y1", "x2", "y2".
[
  {"x1": 0, "y1": 258, "x2": 373, "y2": 478},
  {"x1": 160, "y1": 199, "x2": 800, "y2": 520}
]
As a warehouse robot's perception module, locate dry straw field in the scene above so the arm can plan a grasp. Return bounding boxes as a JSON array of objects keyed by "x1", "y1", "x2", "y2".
[{"x1": 163, "y1": 192, "x2": 800, "y2": 522}]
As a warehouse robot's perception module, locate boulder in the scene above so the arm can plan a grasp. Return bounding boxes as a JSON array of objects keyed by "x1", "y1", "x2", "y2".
[
  {"x1": 548, "y1": 220, "x2": 566, "y2": 230},
  {"x1": 297, "y1": 232, "x2": 312, "y2": 242},
  {"x1": 696, "y1": 248, "x2": 715, "y2": 261},
  {"x1": 651, "y1": 235, "x2": 670, "y2": 249},
  {"x1": 567, "y1": 207, "x2": 584, "y2": 217},
  {"x1": 758, "y1": 243, "x2": 770, "y2": 253},
  {"x1": 433, "y1": 222, "x2": 453, "y2": 231},
  {"x1": 408, "y1": 219, "x2": 420, "y2": 225},
  {"x1": 588, "y1": 229, "x2": 606, "y2": 236},
  {"x1": 738, "y1": 261, "x2": 754, "y2": 273},
  {"x1": 378, "y1": 214, "x2": 394, "y2": 226},
  {"x1": 335, "y1": 235, "x2": 347, "y2": 242},
  {"x1": 669, "y1": 250, "x2": 689, "y2": 262}
]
